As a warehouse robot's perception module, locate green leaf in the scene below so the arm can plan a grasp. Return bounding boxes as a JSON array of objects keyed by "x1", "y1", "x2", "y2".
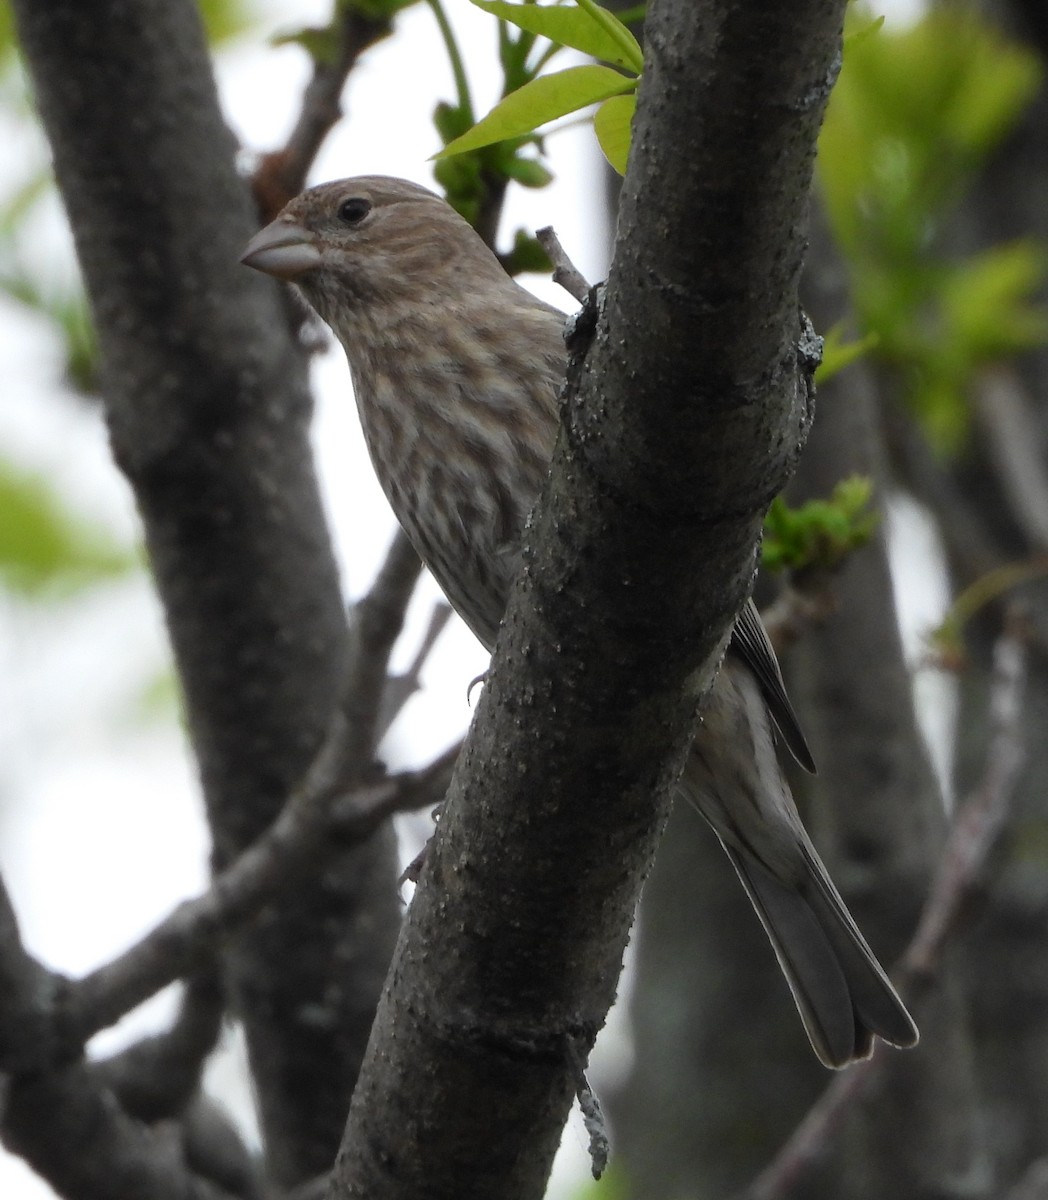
[
  {"x1": 500, "y1": 228, "x2": 554, "y2": 277},
  {"x1": 0, "y1": 3, "x2": 14, "y2": 62},
  {"x1": 502, "y1": 156, "x2": 554, "y2": 188},
  {"x1": 434, "y1": 100, "x2": 473, "y2": 144},
  {"x1": 762, "y1": 478, "x2": 877, "y2": 573},
  {"x1": 434, "y1": 65, "x2": 636, "y2": 159},
  {"x1": 594, "y1": 93, "x2": 635, "y2": 174},
  {"x1": 941, "y1": 240, "x2": 1048, "y2": 359},
  {"x1": 0, "y1": 461, "x2": 135, "y2": 596},
  {"x1": 342, "y1": 0, "x2": 420, "y2": 19},
  {"x1": 196, "y1": 0, "x2": 254, "y2": 44},
  {"x1": 843, "y1": 13, "x2": 883, "y2": 52},
  {"x1": 815, "y1": 325, "x2": 879, "y2": 383},
  {"x1": 471, "y1": 0, "x2": 643, "y2": 72},
  {"x1": 271, "y1": 25, "x2": 344, "y2": 65}
]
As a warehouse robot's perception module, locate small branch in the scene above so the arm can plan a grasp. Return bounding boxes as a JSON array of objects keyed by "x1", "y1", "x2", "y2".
[
  {"x1": 342, "y1": 529, "x2": 424, "y2": 759},
  {"x1": 93, "y1": 970, "x2": 225, "y2": 1120},
  {"x1": 901, "y1": 606, "x2": 1029, "y2": 984},
  {"x1": 0, "y1": 880, "x2": 240, "y2": 1200},
  {"x1": 377, "y1": 600, "x2": 454, "y2": 740},
  {"x1": 3, "y1": 1059, "x2": 240, "y2": 1200},
  {"x1": 742, "y1": 1053, "x2": 879, "y2": 1200},
  {"x1": 758, "y1": 578, "x2": 839, "y2": 657},
  {"x1": 0, "y1": 875, "x2": 58, "y2": 1076},
  {"x1": 63, "y1": 743, "x2": 457, "y2": 1046},
  {"x1": 740, "y1": 610, "x2": 1030, "y2": 1200},
  {"x1": 566, "y1": 1037, "x2": 610, "y2": 1181},
  {"x1": 251, "y1": 8, "x2": 399, "y2": 219},
  {"x1": 536, "y1": 225, "x2": 592, "y2": 304}
]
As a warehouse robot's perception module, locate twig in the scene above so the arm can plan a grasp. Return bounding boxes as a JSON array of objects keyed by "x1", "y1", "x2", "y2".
[
  {"x1": 0, "y1": 876, "x2": 60, "y2": 1076},
  {"x1": 536, "y1": 225, "x2": 592, "y2": 305},
  {"x1": 742, "y1": 1052, "x2": 879, "y2": 1200},
  {"x1": 342, "y1": 528, "x2": 424, "y2": 760},
  {"x1": 64, "y1": 742, "x2": 458, "y2": 1046},
  {"x1": 93, "y1": 969, "x2": 225, "y2": 1119},
  {"x1": 740, "y1": 609, "x2": 1030, "y2": 1200},
  {"x1": 251, "y1": 8, "x2": 398, "y2": 219},
  {"x1": 0, "y1": 878, "x2": 238, "y2": 1200},
  {"x1": 901, "y1": 606, "x2": 1029, "y2": 984},
  {"x1": 566, "y1": 1036, "x2": 610, "y2": 1181},
  {"x1": 377, "y1": 600, "x2": 454, "y2": 739},
  {"x1": 758, "y1": 579, "x2": 839, "y2": 657}
]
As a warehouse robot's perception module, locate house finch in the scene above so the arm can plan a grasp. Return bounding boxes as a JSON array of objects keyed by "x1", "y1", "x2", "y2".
[{"x1": 241, "y1": 176, "x2": 918, "y2": 1068}]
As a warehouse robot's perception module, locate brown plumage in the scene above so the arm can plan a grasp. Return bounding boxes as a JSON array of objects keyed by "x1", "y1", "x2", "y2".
[{"x1": 242, "y1": 175, "x2": 918, "y2": 1068}]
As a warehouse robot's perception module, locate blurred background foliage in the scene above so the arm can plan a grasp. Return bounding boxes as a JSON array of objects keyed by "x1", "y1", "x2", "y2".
[{"x1": 819, "y1": 5, "x2": 1046, "y2": 453}]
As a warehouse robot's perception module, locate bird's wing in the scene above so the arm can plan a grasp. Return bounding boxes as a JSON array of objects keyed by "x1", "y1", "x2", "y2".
[{"x1": 730, "y1": 598, "x2": 816, "y2": 773}]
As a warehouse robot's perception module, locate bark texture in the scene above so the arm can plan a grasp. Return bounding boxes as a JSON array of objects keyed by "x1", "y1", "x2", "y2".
[
  {"x1": 330, "y1": 0, "x2": 847, "y2": 1195},
  {"x1": 11, "y1": 0, "x2": 401, "y2": 1186}
]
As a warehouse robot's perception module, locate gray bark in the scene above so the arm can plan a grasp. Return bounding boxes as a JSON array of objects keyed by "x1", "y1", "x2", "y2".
[
  {"x1": 10, "y1": 0, "x2": 401, "y2": 1186},
  {"x1": 330, "y1": 0, "x2": 846, "y2": 1195}
]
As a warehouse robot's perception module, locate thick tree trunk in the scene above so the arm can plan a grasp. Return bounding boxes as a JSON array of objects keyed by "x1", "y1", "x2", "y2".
[{"x1": 11, "y1": 0, "x2": 402, "y2": 1185}]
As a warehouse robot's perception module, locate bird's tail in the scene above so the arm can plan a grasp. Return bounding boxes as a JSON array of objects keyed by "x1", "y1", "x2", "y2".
[
  {"x1": 681, "y1": 660, "x2": 917, "y2": 1068},
  {"x1": 719, "y1": 836, "x2": 918, "y2": 1068}
]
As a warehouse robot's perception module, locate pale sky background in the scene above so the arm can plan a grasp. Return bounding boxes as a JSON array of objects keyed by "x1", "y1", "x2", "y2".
[{"x1": 0, "y1": 1, "x2": 942, "y2": 1196}]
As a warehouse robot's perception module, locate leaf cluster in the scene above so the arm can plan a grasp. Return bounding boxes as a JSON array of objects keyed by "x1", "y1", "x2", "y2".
[
  {"x1": 818, "y1": 7, "x2": 1047, "y2": 453},
  {"x1": 762, "y1": 478, "x2": 878, "y2": 574},
  {"x1": 0, "y1": 461, "x2": 134, "y2": 597},
  {"x1": 434, "y1": 0, "x2": 641, "y2": 178}
]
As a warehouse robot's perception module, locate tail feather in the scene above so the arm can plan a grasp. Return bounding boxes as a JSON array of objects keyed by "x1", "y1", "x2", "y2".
[
  {"x1": 722, "y1": 840, "x2": 917, "y2": 1068},
  {"x1": 682, "y1": 646, "x2": 918, "y2": 1068}
]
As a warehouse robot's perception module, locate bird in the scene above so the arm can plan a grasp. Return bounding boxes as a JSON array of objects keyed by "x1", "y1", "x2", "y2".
[{"x1": 241, "y1": 174, "x2": 918, "y2": 1068}]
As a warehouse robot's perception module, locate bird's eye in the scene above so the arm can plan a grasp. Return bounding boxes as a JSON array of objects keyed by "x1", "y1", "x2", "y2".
[{"x1": 337, "y1": 197, "x2": 371, "y2": 225}]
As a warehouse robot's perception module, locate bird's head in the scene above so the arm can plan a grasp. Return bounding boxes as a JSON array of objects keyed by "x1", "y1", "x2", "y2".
[{"x1": 241, "y1": 176, "x2": 510, "y2": 330}]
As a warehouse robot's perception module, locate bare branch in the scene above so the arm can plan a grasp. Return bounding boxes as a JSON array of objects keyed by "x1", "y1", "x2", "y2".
[
  {"x1": 0, "y1": 879, "x2": 240, "y2": 1200},
  {"x1": 742, "y1": 1054, "x2": 879, "y2": 1200},
  {"x1": 251, "y1": 7, "x2": 402, "y2": 219},
  {"x1": 902, "y1": 607, "x2": 1029, "y2": 983},
  {"x1": 342, "y1": 529, "x2": 424, "y2": 760},
  {"x1": 536, "y1": 225, "x2": 592, "y2": 305},
  {"x1": 759, "y1": 578, "x2": 840, "y2": 657},
  {"x1": 93, "y1": 970, "x2": 225, "y2": 1120},
  {"x1": 377, "y1": 599, "x2": 454, "y2": 739},
  {"x1": 64, "y1": 743, "x2": 457, "y2": 1045}
]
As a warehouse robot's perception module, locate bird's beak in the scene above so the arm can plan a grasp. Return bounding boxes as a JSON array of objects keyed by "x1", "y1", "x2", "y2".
[{"x1": 240, "y1": 220, "x2": 322, "y2": 280}]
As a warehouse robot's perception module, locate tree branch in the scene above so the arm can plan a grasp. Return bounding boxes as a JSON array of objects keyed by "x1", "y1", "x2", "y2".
[
  {"x1": 251, "y1": 5, "x2": 407, "y2": 219},
  {"x1": 0, "y1": 879, "x2": 238, "y2": 1200},
  {"x1": 64, "y1": 743, "x2": 457, "y2": 1048},
  {"x1": 330, "y1": 0, "x2": 844, "y2": 1194}
]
